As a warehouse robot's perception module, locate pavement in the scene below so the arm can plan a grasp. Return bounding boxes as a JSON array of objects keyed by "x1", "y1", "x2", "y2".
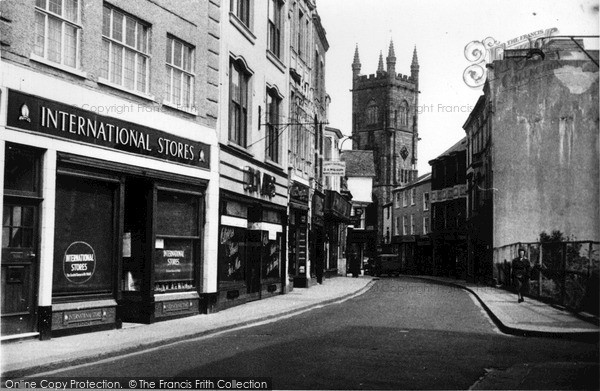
[{"x1": 1, "y1": 275, "x2": 598, "y2": 379}]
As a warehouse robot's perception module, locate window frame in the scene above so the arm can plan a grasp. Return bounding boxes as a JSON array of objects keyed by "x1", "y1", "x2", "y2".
[
  {"x1": 267, "y1": 0, "x2": 282, "y2": 58},
  {"x1": 34, "y1": 0, "x2": 82, "y2": 69},
  {"x1": 231, "y1": 0, "x2": 251, "y2": 29},
  {"x1": 265, "y1": 86, "x2": 282, "y2": 163},
  {"x1": 423, "y1": 192, "x2": 430, "y2": 211},
  {"x1": 165, "y1": 35, "x2": 196, "y2": 111},
  {"x1": 101, "y1": 5, "x2": 150, "y2": 94},
  {"x1": 229, "y1": 58, "x2": 251, "y2": 148}
]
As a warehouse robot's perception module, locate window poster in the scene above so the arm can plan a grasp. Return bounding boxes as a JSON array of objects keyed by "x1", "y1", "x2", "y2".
[
  {"x1": 154, "y1": 239, "x2": 194, "y2": 291},
  {"x1": 262, "y1": 233, "x2": 281, "y2": 280},
  {"x1": 219, "y1": 226, "x2": 246, "y2": 282}
]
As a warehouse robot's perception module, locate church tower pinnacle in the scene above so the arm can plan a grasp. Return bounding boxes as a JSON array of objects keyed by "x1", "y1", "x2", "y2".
[
  {"x1": 386, "y1": 39, "x2": 396, "y2": 78},
  {"x1": 352, "y1": 44, "x2": 361, "y2": 79}
]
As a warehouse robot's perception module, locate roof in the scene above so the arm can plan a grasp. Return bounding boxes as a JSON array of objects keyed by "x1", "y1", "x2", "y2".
[
  {"x1": 324, "y1": 126, "x2": 344, "y2": 139},
  {"x1": 392, "y1": 172, "x2": 431, "y2": 192},
  {"x1": 340, "y1": 150, "x2": 376, "y2": 177},
  {"x1": 429, "y1": 137, "x2": 467, "y2": 164}
]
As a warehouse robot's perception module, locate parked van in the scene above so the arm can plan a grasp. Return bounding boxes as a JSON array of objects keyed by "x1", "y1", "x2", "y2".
[{"x1": 373, "y1": 254, "x2": 402, "y2": 276}]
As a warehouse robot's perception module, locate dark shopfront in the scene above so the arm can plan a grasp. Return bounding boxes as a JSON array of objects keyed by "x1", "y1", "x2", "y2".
[
  {"x1": 289, "y1": 181, "x2": 309, "y2": 288},
  {"x1": 311, "y1": 191, "x2": 325, "y2": 284},
  {"x1": 2, "y1": 90, "x2": 212, "y2": 339},
  {"x1": 216, "y1": 192, "x2": 286, "y2": 310},
  {"x1": 324, "y1": 190, "x2": 351, "y2": 276}
]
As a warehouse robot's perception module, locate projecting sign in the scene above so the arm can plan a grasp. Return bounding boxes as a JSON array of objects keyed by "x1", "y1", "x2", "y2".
[{"x1": 323, "y1": 161, "x2": 346, "y2": 176}]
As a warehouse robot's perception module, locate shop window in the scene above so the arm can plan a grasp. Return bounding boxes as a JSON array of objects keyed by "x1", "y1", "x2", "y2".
[
  {"x1": 153, "y1": 190, "x2": 201, "y2": 292},
  {"x1": 165, "y1": 36, "x2": 195, "y2": 110},
  {"x1": 34, "y1": 0, "x2": 81, "y2": 68},
  {"x1": 101, "y1": 5, "x2": 149, "y2": 93},
  {"x1": 53, "y1": 175, "x2": 117, "y2": 296},
  {"x1": 3, "y1": 145, "x2": 40, "y2": 197},
  {"x1": 261, "y1": 232, "x2": 281, "y2": 280},
  {"x1": 219, "y1": 226, "x2": 247, "y2": 283}
]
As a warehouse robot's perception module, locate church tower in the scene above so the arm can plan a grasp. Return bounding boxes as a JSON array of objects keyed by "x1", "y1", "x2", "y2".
[{"x1": 351, "y1": 40, "x2": 420, "y2": 240}]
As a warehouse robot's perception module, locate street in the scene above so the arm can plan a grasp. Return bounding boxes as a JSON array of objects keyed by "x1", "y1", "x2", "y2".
[{"x1": 37, "y1": 278, "x2": 598, "y2": 389}]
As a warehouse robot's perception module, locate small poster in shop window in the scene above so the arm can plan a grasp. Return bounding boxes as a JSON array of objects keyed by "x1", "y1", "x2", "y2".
[{"x1": 154, "y1": 239, "x2": 193, "y2": 284}]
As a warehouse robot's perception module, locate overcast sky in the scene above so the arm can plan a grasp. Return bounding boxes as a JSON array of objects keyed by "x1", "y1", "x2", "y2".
[{"x1": 317, "y1": 0, "x2": 599, "y2": 173}]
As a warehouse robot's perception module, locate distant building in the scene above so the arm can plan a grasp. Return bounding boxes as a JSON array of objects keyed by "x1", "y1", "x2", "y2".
[
  {"x1": 323, "y1": 127, "x2": 352, "y2": 276},
  {"x1": 429, "y1": 138, "x2": 468, "y2": 278},
  {"x1": 391, "y1": 173, "x2": 432, "y2": 274},
  {"x1": 340, "y1": 150, "x2": 377, "y2": 274},
  {"x1": 351, "y1": 40, "x2": 420, "y2": 247},
  {"x1": 465, "y1": 41, "x2": 599, "y2": 284}
]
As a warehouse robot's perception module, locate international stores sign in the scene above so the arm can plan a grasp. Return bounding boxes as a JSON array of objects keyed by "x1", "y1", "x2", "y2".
[
  {"x1": 7, "y1": 90, "x2": 211, "y2": 169},
  {"x1": 323, "y1": 160, "x2": 346, "y2": 176}
]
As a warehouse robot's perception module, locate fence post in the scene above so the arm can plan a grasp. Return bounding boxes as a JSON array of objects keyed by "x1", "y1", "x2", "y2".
[
  {"x1": 538, "y1": 243, "x2": 543, "y2": 297},
  {"x1": 589, "y1": 242, "x2": 593, "y2": 278},
  {"x1": 561, "y1": 241, "x2": 567, "y2": 306}
]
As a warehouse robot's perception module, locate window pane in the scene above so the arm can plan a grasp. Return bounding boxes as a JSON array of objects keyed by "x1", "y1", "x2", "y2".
[
  {"x1": 166, "y1": 67, "x2": 172, "y2": 101},
  {"x1": 136, "y1": 24, "x2": 147, "y2": 53},
  {"x1": 34, "y1": 11, "x2": 46, "y2": 57},
  {"x1": 124, "y1": 49, "x2": 135, "y2": 89},
  {"x1": 12, "y1": 207, "x2": 22, "y2": 227},
  {"x1": 230, "y1": 66, "x2": 240, "y2": 103},
  {"x1": 173, "y1": 40, "x2": 183, "y2": 68},
  {"x1": 48, "y1": 0, "x2": 61, "y2": 15},
  {"x1": 136, "y1": 56, "x2": 146, "y2": 92},
  {"x1": 102, "y1": 6, "x2": 111, "y2": 36},
  {"x1": 166, "y1": 38, "x2": 172, "y2": 64},
  {"x1": 47, "y1": 16, "x2": 62, "y2": 63},
  {"x1": 3, "y1": 207, "x2": 10, "y2": 227},
  {"x1": 64, "y1": 0, "x2": 78, "y2": 22},
  {"x1": 110, "y1": 45, "x2": 122, "y2": 84},
  {"x1": 183, "y1": 46, "x2": 192, "y2": 72},
  {"x1": 22, "y1": 207, "x2": 34, "y2": 228},
  {"x1": 156, "y1": 192, "x2": 199, "y2": 237},
  {"x1": 64, "y1": 24, "x2": 77, "y2": 67},
  {"x1": 10, "y1": 228, "x2": 22, "y2": 248},
  {"x1": 100, "y1": 40, "x2": 109, "y2": 79},
  {"x1": 125, "y1": 17, "x2": 136, "y2": 47},
  {"x1": 182, "y1": 74, "x2": 191, "y2": 107},
  {"x1": 2, "y1": 227, "x2": 9, "y2": 248},
  {"x1": 172, "y1": 69, "x2": 182, "y2": 105},
  {"x1": 4, "y1": 147, "x2": 37, "y2": 193},
  {"x1": 112, "y1": 11, "x2": 123, "y2": 42}
]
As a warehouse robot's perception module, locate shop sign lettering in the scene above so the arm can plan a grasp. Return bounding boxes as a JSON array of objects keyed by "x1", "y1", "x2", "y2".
[
  {"x1": 290, "y1": 182, "x2": 309, "y2": 204},
  {"x1": 63, "y1": 241, "x2": 96, "y2": 284},
  {"x1": 8, "y1": 90, "x2": 210, "y2": 169},
  {"x1": 243, "y1": 167, "x2": 276, "y2": 198}
]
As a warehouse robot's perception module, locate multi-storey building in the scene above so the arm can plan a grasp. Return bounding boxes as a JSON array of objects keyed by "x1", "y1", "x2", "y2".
[
  {"x1": 287, "y1": 0, "x2": 328, "y2": 288},
  {"x1": 391, "y1": 173, "x2": 432, "y2": 274},
  {"x1": 466, "y1": 41, "x2": 599, "y2": 285},
  {"x1": 351, "y1": 40, "x2": 420, "y2": 245},
  {"x1": 215, "y1": 0, "x2": 290, "y2": 309},
  {"x1": 1, "y1": 0, "x2": 220, "y2": 339},
  {"x1": 341, "y1": 150, "x2": 377, "y2": 275},
  {"x1": 323, "y1": 127, "x2": 351, "y2": 277},
  {"x1": 463, "y1": 90, "x2": 492, "y2": 284},
  {"x1": 429, "y1": 138, "x2": 467, "y2": 278}
]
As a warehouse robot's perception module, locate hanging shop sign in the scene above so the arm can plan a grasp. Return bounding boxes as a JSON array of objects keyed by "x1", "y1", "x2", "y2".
[
  {"x1": 7, "y1": 90, "x2": 210, "y2": 169},
  {"x1": 63, "y1": 241, "x2": 96, "y2": 284},
  {"x1": 323, "y1": 161, "x2": 346, "y2": 176}
]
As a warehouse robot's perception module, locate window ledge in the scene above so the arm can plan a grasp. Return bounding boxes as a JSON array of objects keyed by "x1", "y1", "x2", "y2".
[
  {"x1": 97, "y1": 77, "x2": 156, "y2": 102},
  {"x1": 229, "y1": 13, "x2": 256, "y2": 45},
  {"x1": 162, "y1": 100, "x2": 198, "y2": 116},
  {"x1": 29, "y1": 53, "x2": 88, "y2": 78},
  {"x1": 266, "y1": 50, "x2": 286, "y2": 73},
  {"x1": 227, "y1": 141, "x2": 254, "y2": 158},
  {"x1": 264, "y1": 158, "x2": 284, "y2": 171}
]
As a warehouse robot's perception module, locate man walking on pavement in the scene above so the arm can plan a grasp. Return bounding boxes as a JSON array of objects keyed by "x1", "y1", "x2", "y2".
[{"x1": 512, "y1": 247, "x2": 531, "y2": 303}]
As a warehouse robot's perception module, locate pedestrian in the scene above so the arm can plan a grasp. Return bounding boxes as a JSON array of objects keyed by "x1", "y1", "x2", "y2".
[{"x1": 512, "y1": 247, "x2": 531, "y2": 303}]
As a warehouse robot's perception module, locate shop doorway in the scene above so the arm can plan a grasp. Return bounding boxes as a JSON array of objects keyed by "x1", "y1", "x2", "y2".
[
  {"x1": 246, "y1": 231, "x2": 262, "y2": 296},
  {"x1": 1, "y1": 144, "x2": 42, "y2": 336}
]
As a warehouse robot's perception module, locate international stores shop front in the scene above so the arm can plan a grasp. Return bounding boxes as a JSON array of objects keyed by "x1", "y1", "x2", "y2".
[{"x1": 1, "y1": 89, "x2": 217, "y2": 340}]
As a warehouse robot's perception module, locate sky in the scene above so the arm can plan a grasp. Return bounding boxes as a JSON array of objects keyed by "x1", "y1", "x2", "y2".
[{"x1": 317, "y1": 0, "x2": 599, "y2": 173}]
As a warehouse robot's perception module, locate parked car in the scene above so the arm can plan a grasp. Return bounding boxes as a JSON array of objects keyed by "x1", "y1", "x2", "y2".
[{"x1": 373, "y1": 254, "x2": 401, "y2": 277}]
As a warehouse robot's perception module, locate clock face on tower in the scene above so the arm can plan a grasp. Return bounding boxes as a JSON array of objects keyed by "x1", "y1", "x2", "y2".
[{"x1": 400, "y1": 145, "x2": 409, "y2": 160}]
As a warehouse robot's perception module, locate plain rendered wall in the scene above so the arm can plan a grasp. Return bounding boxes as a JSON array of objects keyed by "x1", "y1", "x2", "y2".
[{"x1": 490, "y1": 56, "x2": 599, "y2": 247}]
